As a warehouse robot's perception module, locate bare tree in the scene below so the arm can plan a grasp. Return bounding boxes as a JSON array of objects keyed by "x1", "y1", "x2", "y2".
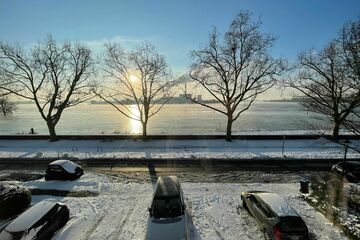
[
  {"x1": 0, "y1": 95, "x2": 16, "y2": 116},
  {"x1": 288, "y1": 18, "x2": 360, "y2": 139},
  {"x1": 0, "y1": 35, "x2": 94, "y2": 141},
  {"x1": 339, "y1": 17, "x2": 360, "y2": 135},
  {"x1": 97, "y1": 42, "x2": 172, "y2": 139},
  {"x1": 187, "y1": 11, "x2": 285, "y2": 141}
]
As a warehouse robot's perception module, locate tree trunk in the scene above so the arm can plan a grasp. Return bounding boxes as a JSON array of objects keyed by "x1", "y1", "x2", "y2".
[
  {"x1": 332, "y1": 121, "x2": 340, "y2": 139},
  {"x1": 142, "y1": 121, "x2": 148, "y2": 141},
  {"x1": 47, "y1": 122, "x2": 58, "y2": 142},
  {"x1": 225, "y1": 117, "x2": 233, "y2": 142}
]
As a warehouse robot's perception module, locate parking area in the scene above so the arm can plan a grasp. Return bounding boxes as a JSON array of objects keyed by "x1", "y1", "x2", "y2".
[{"x1": 0, "y1": 167, "x2": 350, "y2": 240}]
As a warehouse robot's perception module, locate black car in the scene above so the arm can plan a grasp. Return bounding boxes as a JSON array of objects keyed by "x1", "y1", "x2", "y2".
[
  {"x1": 45, "y1": 160, "x2": 83, "y2": 181},
  {"x1": 0, "y1": 200, "x2": 69, "y2": 240},
  {"x1": 331, "y1": 161, "x2": 360, "y2": 182},
  {"x1": 146, "y1": 176, "x2": 188, "y2": 240},
  {"x1": 241, "y1": 191, "x2": 309, "y2": 240}
]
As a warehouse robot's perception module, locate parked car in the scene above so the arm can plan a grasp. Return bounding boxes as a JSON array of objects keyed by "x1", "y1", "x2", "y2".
[
  {"x1": 331, "y1": 161, "x2": 360, "y2": 182},
  {"x1": 45, "y1": 160, "x2": 83, "y2": 181},
  {"x1": 0, "y1": 200, "x2": 69, "y2": 240},
  {"x1": 241, "y1": 191, "x2": 309, "y2": 240},
  {"x1": 0, "y1": 184, "x2": 31, "y2": 218},
  {"x1": 146, "y1": 176, "x2": 188, "y2": 240}
]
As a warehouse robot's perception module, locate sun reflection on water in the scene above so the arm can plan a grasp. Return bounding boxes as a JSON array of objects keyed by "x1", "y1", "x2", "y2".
[{"x1": 129, "y1": 105, "x2": 142, "y2": 134}]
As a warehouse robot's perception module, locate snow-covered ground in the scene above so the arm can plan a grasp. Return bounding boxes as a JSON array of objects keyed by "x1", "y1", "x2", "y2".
[
  {"x1": 6, "y1": 173, "x2": 348, "y2": 240},
  {"x1": 0, "y1": 138, "x2": 359, "y2": 160}
]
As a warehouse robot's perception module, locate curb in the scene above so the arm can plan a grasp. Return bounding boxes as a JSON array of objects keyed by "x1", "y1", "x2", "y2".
[{"x1": 0, "y1": 157, "x2": 358, "y2": 168}]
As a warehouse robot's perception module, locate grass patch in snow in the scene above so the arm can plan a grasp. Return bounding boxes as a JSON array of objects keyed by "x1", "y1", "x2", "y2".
[{"x1": 306, "y1": 173, "x2": 360, "y2": 240}]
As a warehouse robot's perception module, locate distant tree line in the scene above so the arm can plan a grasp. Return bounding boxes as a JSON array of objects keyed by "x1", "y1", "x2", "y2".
[
  {"x1": 0, "y1": 11, "x2": 359, "y2": 141},
  {"x1": 0, "y1": 92, "x2": 16, "y2": 116}
]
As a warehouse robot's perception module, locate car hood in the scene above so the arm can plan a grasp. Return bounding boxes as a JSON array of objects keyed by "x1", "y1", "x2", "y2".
[{"x1": 146, "y1": 216, "x2": 186, "y2": 240}]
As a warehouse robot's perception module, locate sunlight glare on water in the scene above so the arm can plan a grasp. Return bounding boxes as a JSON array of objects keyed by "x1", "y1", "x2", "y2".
[{"x1": 130, "y1": 105, "x2": 142, "y2": 134}]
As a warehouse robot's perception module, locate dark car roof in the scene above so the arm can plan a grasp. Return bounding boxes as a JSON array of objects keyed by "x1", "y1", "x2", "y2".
[
  {"x1": 256, "y1": 192, "x2": 299, "y2": 217},
  {"x1": 154, "y1": 176, "x2": 181, "y2": 199}
]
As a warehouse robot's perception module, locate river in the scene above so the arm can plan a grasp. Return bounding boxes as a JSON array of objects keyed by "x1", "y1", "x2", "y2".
[{"x1": 0, "y1": 102, "x2": 327, "y2": 135}]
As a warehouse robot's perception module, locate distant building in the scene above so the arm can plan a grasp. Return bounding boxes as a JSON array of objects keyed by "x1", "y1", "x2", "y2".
[{"x1": 178, "y1": 93, "x2": 192, "y2": 99}]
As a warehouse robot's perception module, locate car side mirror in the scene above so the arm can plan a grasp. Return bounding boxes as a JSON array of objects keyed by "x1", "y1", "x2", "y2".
[{"x1": 148, "y1": 207, "x2": 152, "y2": 216}]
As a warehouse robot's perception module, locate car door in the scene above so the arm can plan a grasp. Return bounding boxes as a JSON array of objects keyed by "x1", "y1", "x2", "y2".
[
  {"x1": 246, "y1": 195, "x2": 260, "y2": 217},
  {"x1": 248, "y1": 196, "x2": 264, "y2": 221},
  {"x1": 256, "y1": 201, "x2": 274, "y2": 233},
  {"x1": 248, "y1": 196, "x2": 271, "y2": 231}
]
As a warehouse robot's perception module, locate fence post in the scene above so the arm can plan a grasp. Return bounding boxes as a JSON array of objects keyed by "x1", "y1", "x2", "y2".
[{"x1": 282, "y1": 136, "x2": 286, "y2": 157}]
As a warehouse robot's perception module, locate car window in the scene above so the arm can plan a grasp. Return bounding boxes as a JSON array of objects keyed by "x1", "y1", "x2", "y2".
[
  {"x1": 249, "y1": 195, "x2": 273, "y2": 217},
  {"x1": 248, "y1": 195, "x2": 258, "y2": 204},
  {"x1": 152, "y1": 198, "x2": 183, "y2": 218},
  {"x1": 258, "y1": 202, "x2": 273, "y2": 218},
  {"x1": 48, "y1": 165, "x2": 63, "y2": 172},
  {"x1": 280, "y1": 219, "x2": 306, "y2": 232}
]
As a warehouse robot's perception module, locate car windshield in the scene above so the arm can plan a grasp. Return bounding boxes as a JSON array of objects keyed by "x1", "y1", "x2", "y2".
[
  {"x1": 48, "y1": 165, "x2": 62, "y2": 172},
  {"x1": 280, "y1": 219, "x2": 307, "y2": 232},
  {"x1": 152, "y1": 198, "x2": 182, "y2": 219}
]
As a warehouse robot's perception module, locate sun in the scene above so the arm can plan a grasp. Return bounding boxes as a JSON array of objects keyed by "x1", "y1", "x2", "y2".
[{"x1": 130, "y1": 75, "x2": 138, "y2": 83}]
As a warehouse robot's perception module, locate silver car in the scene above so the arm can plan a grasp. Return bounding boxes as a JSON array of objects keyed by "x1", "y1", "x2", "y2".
[
  {"x1": 241, "y1": 191, "x2": 309, "y2": 240},
  {"x1": 146, "y1": 176, "x2": 188, "y2": 240}
]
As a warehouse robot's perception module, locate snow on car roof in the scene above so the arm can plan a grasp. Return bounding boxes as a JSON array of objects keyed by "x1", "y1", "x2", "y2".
[
  {"x1": 49, "y1": 160, "x2": 79, "y2": 173},
  {"x1": 257, "y1": 192, "x2": 299, "y2": 217},
  {"x1": 5, "y1": 200, "x2": 59, "y2": 233},
  {"x1": 154, "y1": 176, "x2": 181, "y2": 199}
]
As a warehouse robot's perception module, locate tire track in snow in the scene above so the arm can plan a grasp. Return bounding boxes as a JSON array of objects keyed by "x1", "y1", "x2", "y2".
[
  {"x1": 80, "y1": 198, "x2": 114, "y2": 240},
  {"x1": 236, "y1": 204, "x2": 265, "y2": 240},
  {"x1": 108, "y1": 196, "x2": 141, "y2": 240},
  {"x1": 81, "y1": 214, "x2": 106, "y2": 240},
  {"x1": 205, "y1": 212, "x2": 226, "y2": 240}
]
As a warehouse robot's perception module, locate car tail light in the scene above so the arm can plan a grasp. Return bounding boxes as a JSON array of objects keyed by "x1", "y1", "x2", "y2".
[{"x1": 273, "y1": 225, "x2": 282, "y2": 240}]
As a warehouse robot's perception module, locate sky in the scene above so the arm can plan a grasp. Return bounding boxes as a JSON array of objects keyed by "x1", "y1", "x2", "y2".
[{"x1": 0, "y1": 0, "x2": 359, "y2": 99}]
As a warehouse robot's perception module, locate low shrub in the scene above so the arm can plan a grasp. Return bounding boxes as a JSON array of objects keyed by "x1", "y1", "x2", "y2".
[{"x1": 0, "y1": 184, "x2": 31, "y2": 218}]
